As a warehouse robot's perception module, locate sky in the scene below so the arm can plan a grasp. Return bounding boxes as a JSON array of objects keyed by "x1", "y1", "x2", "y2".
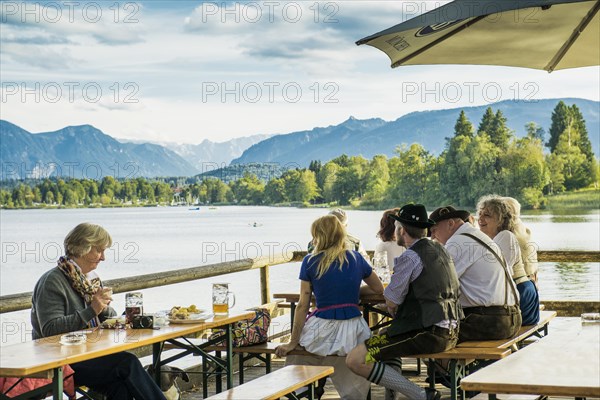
[{"x1": 1, "y1": 0, "x2": 599, "y2": 144}]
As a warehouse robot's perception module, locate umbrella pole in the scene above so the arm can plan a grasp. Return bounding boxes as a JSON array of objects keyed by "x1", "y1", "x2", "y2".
[{"x1": 545, "y1": 0, "x2": 600, "y2": 72}]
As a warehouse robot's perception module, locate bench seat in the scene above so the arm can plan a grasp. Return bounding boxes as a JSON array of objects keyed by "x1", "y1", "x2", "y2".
[
  {"x1": 470, "y1": 395, "x2": 545, "y2": 400},
  {"x1": 204, "y1": 365, "x2": 333, "y2": 400},
  {"x1": 413, "y1": 347, "x2": 511, "y2": 360}
]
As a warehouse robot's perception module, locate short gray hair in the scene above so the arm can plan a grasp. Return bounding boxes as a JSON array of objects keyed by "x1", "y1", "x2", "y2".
[
  {"x1": 64, "y1": 223, "x2": 112, "y2": 258},
  {"x1": 329, "y1": 208, "x2": 347, "y2": 225}
]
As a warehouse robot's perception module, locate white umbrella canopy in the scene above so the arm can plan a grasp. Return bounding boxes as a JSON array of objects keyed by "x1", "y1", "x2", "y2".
[{"x1": 356, "y1": 0, "x2": 599, "y2": 72}]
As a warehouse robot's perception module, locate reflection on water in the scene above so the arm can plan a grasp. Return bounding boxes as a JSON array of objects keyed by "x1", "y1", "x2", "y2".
[
  {"x1": 538, "y1": 262, "x2": 600, "y2": 301},
  {"x1": 523, "y1": 209, "x2": 599, "y2": 224}
]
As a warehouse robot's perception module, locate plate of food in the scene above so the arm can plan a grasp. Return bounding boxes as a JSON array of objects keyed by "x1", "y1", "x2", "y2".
[{"x1": 168, "y1": 305, "x2": 213, "y2": 323}]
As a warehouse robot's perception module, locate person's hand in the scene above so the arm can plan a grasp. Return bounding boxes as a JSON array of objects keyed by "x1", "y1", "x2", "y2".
[
  {"x1": 91, "y1": 287, "x2": 113, "y2": 315},
  {"x1": 387, "y1": 304, "x2": 397, "y2": 318},
  {"x1": 275, "y1": 342, "x2": 297, "y2": 357}
]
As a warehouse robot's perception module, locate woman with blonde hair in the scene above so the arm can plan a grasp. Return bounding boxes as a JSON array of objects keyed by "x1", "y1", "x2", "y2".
[
  {"x1": 276, "y1": 215, "x2": 383, "y2": 399},
  {"x1": 477, "y1": 196, "x2": 540, "y2": 325},
  {"x1": 502, "y1": 196, "x2": 539, "y2": 284}
]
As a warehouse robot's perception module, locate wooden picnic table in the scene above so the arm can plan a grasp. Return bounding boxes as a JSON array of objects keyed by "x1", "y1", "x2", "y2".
[
  {"x1": 0, "y1": 310, "x2": 254, "y2": 400},
  {"x1": 273, "y1": 292, "x2": 391, "y2": 331},
  {"x1": 461, "y1": 323, "x2": 600, "y2": 398}
]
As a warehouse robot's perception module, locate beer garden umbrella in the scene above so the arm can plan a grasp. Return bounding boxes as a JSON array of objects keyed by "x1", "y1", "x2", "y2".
[{"x1": 356, "y1": 0, "x2": 599, "y2": 72}]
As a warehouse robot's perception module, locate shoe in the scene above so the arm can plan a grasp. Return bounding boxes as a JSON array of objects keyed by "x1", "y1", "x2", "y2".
[{"x1": 425, "y1": 388, "x2": 441, "y2": 400}]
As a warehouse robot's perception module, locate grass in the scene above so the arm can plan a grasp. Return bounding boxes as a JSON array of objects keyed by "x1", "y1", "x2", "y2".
[{"x1": 545, "y1": 187, "x2": 600, "y2": 210}]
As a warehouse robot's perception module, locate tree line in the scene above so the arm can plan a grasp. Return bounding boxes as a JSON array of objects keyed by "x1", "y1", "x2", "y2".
[{"x1": 1, "y1": 101, "x2": 597, "y2": 210}]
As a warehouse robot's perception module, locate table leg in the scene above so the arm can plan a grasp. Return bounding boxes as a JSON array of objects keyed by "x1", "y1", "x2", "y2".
[
  {"x1": 152, "y1": 342, "x2": 162, "y2": 386},
  {"x1": 226, "y1": 323, "x2": 233, "y2": 389},
  {"x1": 448, "y1": 359, "x2": 466, "y2": 400},
  {"x1": 51, "y1": 366, "x2": 63, "y2": 400}
]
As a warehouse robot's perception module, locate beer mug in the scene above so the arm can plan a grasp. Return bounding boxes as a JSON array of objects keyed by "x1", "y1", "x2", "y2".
[
  {"x1": 125, "y1": 292, "x2": 143, "y2": 323},
  {"x1": 373, "y1": 251, "x2": 390, "y2": 287},
  {"x1": 212, "y1": 283, "x2": 235, "y2": 315}
]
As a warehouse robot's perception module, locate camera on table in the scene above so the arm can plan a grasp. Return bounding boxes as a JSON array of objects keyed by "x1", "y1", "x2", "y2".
[{"x1": 131, "y1": 314, "x2": 154, "y2": 329}]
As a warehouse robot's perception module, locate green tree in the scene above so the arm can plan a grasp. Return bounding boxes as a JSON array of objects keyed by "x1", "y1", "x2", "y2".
[
  {"x1": 330, "y1": 154, "x2": 351, "y2": 168},
  {"x1": 545, "y1": 151, "x2": 564, "y2": 194},
  {"x1": 464, "y1": 134, "x2": 500, "y2": 203},
  {"x1": 318, "y1": 162, "x2": 340, "y2": 203},
  {"x1": 501, "y1": 136, "x2": 548, "y2": 207},
  {"x1": 230, "y1": 173, "x2": 265, "y2": 204},
  {"x1": 330, "y1": 157, "x2": 368, "y2": 205},
  {"x1": 477, "y1": 107, "x2": 495, "y2": 136},
  {"x1": 548, "y1": 102, "x2": 596, "y2": 190},
  {"x1": 525, "y1": 122, "x2": 545, "y2": 142},
  {"x1": 204, "y1": 178, "x2": 232, "y2": 203},
  {"x1": 44, "y1": 189, "x2": 55, "y2": 205},
  {"x1": 32, "y1": 187, "x2": 42, "y2": 203},
  {"x1": 489, "y1": 110, "x2": 512, "y2": 151},
  {"x1": 137, "y1": 179, "x2": 155, "y2": 203},
  {"x1": 308, "y1": 160, "x2": 322, "y2": 176},
  {"x1": 0, "y1": 189, "x2": 14, "y2": 208},
  {"x1": 362, "y1": 155, "x2": 389, "y2": 206},
  {"x1": 547, "y1": 101, "x2": 571, "y2": 152},
  {"x1": 454, "y1": 110, "x2": 474, "y2": 138},
  {"x1": 264, "y1": 178, "x2": 287, "y2": 204},
  {"x1": 154, "y1": 182, "x2": 173, "y2": 204},
  {"x1": 282, "y1": 170, "x2": 319, "y2": 203},
  {"x1": 439, "y1": 111, "x2": 475, "y2": 205},
  {"x1": 571, "y1": 105, "x2": 595, "y2": 162},
  {"x1": 387, "y1": 144, "x2": 438, "y2": 205}
]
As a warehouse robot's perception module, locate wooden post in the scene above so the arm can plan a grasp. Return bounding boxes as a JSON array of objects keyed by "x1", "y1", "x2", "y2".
[{"x1": 260, "y1": 265, "x2": 270, "y2": 305}]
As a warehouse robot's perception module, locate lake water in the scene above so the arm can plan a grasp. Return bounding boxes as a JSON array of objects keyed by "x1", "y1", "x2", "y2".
[{"x1": 1, "y1": 206, "x2": 599, "y2": 345}]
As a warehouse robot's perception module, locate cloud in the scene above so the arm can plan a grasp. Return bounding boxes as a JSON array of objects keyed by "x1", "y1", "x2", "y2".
[
  {"x1": 0, "y1": 32, "x2": 72, "y2": 45},
  {"x1": 0, "y1": 2, "x2": 145, "y2": 46},
  {"x1": 182, "y1": 1, "x2": 453, "y2": 53},
  {"x1": 0, "y1": 43, "x2": 79, "y2": 69}
]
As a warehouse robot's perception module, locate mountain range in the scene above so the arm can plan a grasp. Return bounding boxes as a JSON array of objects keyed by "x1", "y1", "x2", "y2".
[
  {"x1": 1, "y1": 98, "x2": 598, "y2": 179},
  {"x1": 232, "y1": 98, "x2": 599, "y2": 166}
]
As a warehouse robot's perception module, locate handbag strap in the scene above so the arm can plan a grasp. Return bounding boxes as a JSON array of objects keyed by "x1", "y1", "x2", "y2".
[{"x1": 460, "y1": 233, "x2": 520, "y2": 307}]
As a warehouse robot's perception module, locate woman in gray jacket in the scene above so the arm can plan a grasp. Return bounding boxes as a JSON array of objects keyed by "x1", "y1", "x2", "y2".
[{"x1": 31, "y1": 222, "x2": 166, "y2": 400}]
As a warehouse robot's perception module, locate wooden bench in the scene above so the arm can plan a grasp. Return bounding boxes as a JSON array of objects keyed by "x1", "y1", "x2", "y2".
[{"x1": 204, "y1": 365, "x2": 334, "y2": 400}]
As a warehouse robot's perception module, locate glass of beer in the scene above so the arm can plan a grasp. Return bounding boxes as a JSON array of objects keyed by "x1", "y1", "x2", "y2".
[
  {"x1": 373, "y1": 251, "x2": 390, "y2": 287},
  {"x1": 125, "y1": 292, "x2": 143, "y2": 323},
  {"x1": 212, "y1": 283, "x2": 235, "y2": 315}
]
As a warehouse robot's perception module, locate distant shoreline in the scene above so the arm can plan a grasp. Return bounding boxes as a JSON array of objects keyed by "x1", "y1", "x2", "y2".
[{"x1": 1, "y1": 189, "x2": 598, "y2": 212}]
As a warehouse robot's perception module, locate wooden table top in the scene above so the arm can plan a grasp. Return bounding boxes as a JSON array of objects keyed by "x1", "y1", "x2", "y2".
[
  {"x1": 0, "y1": 311, "x2": 254, "y2": 377},
  {"x1": 461, "y1": 323, "x2": 600, "y2": 397}
]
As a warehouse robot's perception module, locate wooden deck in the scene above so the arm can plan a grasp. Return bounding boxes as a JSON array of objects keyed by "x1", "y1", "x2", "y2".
[{"x1": 180, "y1": 317, "x2": 599, "y2": 400}]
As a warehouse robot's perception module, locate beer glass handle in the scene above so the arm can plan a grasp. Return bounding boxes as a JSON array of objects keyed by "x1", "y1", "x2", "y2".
[{"x1": 228, "y1": 292, "x2": 236, "y2": 309}]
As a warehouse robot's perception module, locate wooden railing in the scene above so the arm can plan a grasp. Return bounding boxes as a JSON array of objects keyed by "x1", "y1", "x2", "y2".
[{"x1": 1, "y1": 250, "x2": 598, "y2": 315}]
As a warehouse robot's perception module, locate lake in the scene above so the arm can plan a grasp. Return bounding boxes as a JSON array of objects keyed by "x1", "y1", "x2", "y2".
[{"x1": 1, "y1": 206, "x2": 598, "y2": 345}]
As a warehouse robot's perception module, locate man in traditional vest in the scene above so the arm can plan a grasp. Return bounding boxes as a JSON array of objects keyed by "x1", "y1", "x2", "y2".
[
  {"x1": 346, "y1": 204, "x2": 462, "y2": 400},
  {"x1": 429, "y1": 205, "x2": 522, "y2": 342}
]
